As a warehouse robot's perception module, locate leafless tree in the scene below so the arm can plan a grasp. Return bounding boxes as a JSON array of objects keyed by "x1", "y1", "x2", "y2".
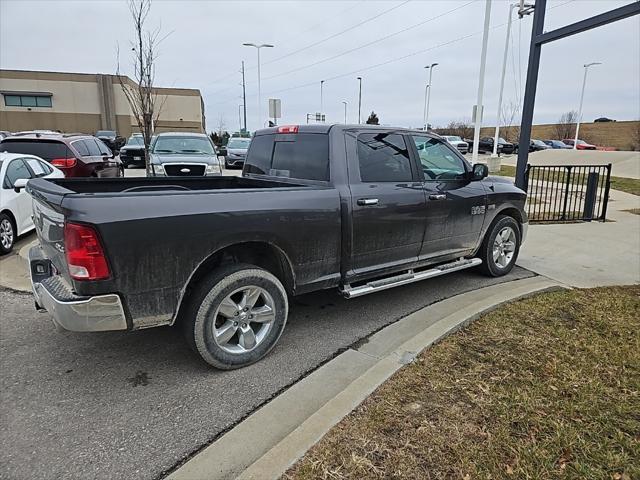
[
  {"x1": 436, "y1": 119, "x2": 474, "y2": 140},
  {"x1": 553, "y1": 110, "x2": 578, "y2": 140},
  {"x1": 116, "y1": 0, "x2": 166, "y2": 169},
  {"x1": 500, "y1": 101, "x2": 521, "y2": 143}
]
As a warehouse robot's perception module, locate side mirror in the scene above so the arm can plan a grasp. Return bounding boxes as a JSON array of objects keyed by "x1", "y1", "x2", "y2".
[
  {"x1": 471, "y1": 163, "x2": 488, "y2": 181},
  {"x1": 13, "y1": 178, "x2": 28, "y2": 193}
]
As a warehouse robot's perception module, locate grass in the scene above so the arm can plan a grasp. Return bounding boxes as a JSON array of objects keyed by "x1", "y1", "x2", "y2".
[
  {"x1": 623, "y1": 208, "x2": 640, "y2": 216},
  {"x1": 286, "y1": 286, "x2": 640, "y2": 480},
  {"x1": 496, "y1": 164, "x2": 639, "y2": 196}
]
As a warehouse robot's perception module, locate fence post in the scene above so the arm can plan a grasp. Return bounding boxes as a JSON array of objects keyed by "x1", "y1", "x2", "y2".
[
  {"x1": 600, "y1": 163, "x2": 612, "y2": 221},
  {"x1": 582, "y1": 171, "x2": 599, "y2": 221},
  {"x1": 561, "y1": 166, "x2": 572, "y2": 221}
]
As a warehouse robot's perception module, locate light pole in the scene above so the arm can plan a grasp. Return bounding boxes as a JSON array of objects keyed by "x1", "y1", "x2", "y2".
[
  {"x1": 471, "y1": 0, "x2": 492, "y2": 165},
  {"x1": 423, "y1": 63, "x2": 438, "y2": 131},
  {"x1": 574, "y1": 62, "x2": 601, "y2": 149},
  {"x1": 242, "y1": 42, "x2": 274, "y2": 129},
  {"x1": 320, "y1": 80, "x2": 325, "y2": 119},
  {"x1": 357, "y1": 77, "x2": 362, "y2": 124},
  {"x1": 342, "y1": 101, "x2": 348, "y2": 123},
  {"x1": 492, "y1": 3, "x2": 519, "y2": 157}
]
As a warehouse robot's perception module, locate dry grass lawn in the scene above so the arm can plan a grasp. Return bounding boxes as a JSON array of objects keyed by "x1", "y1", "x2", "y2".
[{"x1": 286, "y1": 286, "x2": 640, "y2": 480}]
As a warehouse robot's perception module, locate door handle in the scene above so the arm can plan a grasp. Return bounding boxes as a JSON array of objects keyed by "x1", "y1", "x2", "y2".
[
  {"x1": 357, "y1": 198, "x2": 379, "y2": 206},
  {"x1": 428, "y1": 194, "x2": 447, "y2": 200}
]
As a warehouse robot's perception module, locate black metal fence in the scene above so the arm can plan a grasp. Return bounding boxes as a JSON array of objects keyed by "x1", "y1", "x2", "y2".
[{"x1": 525, "y1": 164, "x2": 612, "y2": 223}]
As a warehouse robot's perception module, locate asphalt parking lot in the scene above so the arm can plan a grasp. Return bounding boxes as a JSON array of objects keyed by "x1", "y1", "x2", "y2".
[{"x1": 0, "y1": 266, "x2": 533, "y2": 480}]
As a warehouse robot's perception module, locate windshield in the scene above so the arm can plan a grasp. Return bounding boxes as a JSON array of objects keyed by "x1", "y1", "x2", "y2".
[
  {"x1": 498, "y1": 138, "x2": 509, "y2": 144},
  {"x1": 127, "y1": 136, "x2": 144, "y2": 146},
  {"x1": 152, "y1": 136, "x2": 214, "y2": 155},
  {"x1": 96, "y1": 130, "x2": 115, "y2": 137},
  {"x1": 445, "y1": 136, "x2": 462, "y2": 142},
  {"x1": 532, "y1": 140, "x2": 546, "y2": 146},
  {"x1": 577, "y1": 140, "x2": 589, "y2": 145},
  {"x1": 227, "y1": 138, "x2": 251, "y2": 149}
]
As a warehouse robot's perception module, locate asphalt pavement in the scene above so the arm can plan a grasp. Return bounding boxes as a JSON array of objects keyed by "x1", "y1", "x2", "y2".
[{"x1": 0, "y1": 267, "x2": 533, "y2": 480}]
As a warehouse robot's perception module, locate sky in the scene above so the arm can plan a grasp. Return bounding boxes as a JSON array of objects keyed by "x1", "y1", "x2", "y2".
[{"x1": 1, "y1": 0, "x2": 639, "y2": 133}]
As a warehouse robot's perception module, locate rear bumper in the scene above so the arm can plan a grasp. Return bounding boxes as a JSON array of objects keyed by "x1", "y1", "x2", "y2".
[{"x1": 29, "y1": 246, "x2": 128, "y2": 332}]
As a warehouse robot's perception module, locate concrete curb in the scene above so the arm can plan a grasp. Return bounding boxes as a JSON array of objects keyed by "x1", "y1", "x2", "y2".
[{"x1": 167, "y1": 275, "x2": 563, "y2": 480}]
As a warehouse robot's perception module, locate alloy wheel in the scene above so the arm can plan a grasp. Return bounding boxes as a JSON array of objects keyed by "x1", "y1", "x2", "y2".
[
  {"x1": 0, "y1": 218, "x2": 14, "y2": 250},
  {"x1": 492, "y1": 226, "x2": 516, "y2": 269}
]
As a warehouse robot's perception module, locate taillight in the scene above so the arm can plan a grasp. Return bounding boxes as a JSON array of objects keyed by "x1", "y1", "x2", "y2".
[
  {"x1": 51, "y1": 158, "x2": 77, "y2": 168},
  {"x1": 277, "y1": 125, "x2": 299, "y2": 134},
  {"x1": 63, "y1": 223, "x2": 110, "y2": 280}
]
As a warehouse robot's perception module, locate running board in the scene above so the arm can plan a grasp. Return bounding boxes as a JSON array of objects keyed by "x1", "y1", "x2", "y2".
[{"x1": 340, "y1": 258, "x2": 483, "y2": 299}]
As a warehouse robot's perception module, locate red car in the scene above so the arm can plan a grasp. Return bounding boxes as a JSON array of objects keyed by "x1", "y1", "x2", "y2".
[
  {"x1": 562, "y1": 139, "x2": 597, "y2": 150},
  {"x1": 0, "y1": 132, "x2": 123, "y2": 177}
]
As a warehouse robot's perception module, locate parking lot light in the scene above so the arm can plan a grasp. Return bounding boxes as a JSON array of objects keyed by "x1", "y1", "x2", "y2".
[
  {"x1": 423, "y1": 63, "x2": 438, "y2": 131},
  {"x1": 574, "y1": 62, "x2": 602, "y2": 149},
  {"x1": 242, "y1": 43, "x2": 274, "y2": 129}
]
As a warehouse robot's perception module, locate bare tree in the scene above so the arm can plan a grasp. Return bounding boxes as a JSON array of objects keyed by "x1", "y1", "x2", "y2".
[
  {"x1": 116, "y1": 0, "x2": 165, "y2": 170},
  {"x1": 499, "y1": 101, "x2": 521, "y2": 143},
  {"x1": 554, "y1": 110, "x2": 578, "y2": 140},
  {"x1": 436, "y1": 119, "x2": 473, "y2": 140}
]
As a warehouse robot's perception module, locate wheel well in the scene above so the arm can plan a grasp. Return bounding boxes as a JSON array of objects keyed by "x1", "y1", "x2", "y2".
[
  {"x1": 497, "y1": 207, "x2": 523, "y2": 226},
  {"x1": 174, "y1": 242, "x2": 295, "y2": 322}
]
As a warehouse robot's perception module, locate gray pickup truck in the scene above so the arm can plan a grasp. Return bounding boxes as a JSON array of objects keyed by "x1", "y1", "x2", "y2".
[{"x1": 26, "y1": 124, "x2": 527, "y2": 369}]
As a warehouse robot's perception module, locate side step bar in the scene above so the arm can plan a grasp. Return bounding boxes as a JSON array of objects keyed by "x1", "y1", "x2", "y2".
[{"x1": 340, "y1": 258, "x2": 483, "y2": 299}]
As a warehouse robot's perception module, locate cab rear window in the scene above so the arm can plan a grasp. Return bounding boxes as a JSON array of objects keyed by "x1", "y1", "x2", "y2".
[{"x1": 244, "y1": 133, "x2": 329, "y2": 182}]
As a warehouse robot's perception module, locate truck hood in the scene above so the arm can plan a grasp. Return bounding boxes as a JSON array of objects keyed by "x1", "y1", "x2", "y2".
[
  {"x1": 120, "y1": 145, "x2": 145, "y2": 152},
  {"x1": 486, "y1": 175, "x2": 515, "y2": 185},
  {"x1": 151, "y1": 154, "x2": 218, "y2": 165},
  {"x1": 227, "y1": 148, "x2": 248, "y2": 155}
]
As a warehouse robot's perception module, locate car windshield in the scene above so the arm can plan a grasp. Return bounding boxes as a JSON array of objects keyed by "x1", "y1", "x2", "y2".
[
  {"x1": 445, "y1": 136, "x2": 462, "y2": 142},
  {"x1": 152, "y1": 136, "x2": 214, "y2": 154},
  {"x1": 577, "y1": 140, "x2": 588, "y2": 145},
  {"x1": 532, "y1": 140, "x2": 545, "y2": 146},
  {"x1": 127, "y1": 136, "x2": 144, "y2": 146},
  {"x1": 498, "y1": 138, "x2": 508, "y2": 144},
  {"x1": 96, "y1": 130, "x2": 115, "y2": 137},
  {"x1": 227, "y1": 138, "x2": 251, "y2": 149}
]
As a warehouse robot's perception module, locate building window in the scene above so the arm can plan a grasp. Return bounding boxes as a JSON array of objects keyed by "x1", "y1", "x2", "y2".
[{"x1": 3, "y1": 94, "x2": 52, "y2": 108}]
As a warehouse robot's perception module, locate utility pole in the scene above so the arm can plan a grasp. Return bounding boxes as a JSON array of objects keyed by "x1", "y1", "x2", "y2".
[
  {"x1": 242, "y1": 43, "x2": 274, "y2": 129},
  {"x1": 471, "y1": 0, "x2": 492, "y2": 165},
  {"x1": 241, "y1": 60, "x2": 247, "y2": 133},
  {"x1": 320, "y1": 80, "x2": 325, "y2": 119},
  {"x1": 424, "y1": 63, "x2": 438, "y2": 131},
  {"x1": 357, "y1": 77, "x2": 362, "y2": 124},
  {"x1": 342, "y1": 101, "x2": 348, "y2": 123},
  {"x1": 574, "y1": 62, "x2": 601, "y2": 149}
]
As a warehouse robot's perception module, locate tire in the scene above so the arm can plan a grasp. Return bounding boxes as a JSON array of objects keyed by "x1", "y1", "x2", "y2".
[
  {"x1": 476, "y1": 215, "x2": 521, "y2": 277},
  {"x1": 0, "y1": 213, "x2": 16, "y2": 255},
  {"x1": 182, "y1": 263, "x2": 289, "y2": 369},
  {"x1": 119, "y1": 166, "x2": 125, "y2": 177},
  {"x1": 224, "y1": 158, "x2": 230, "y2": 169}
]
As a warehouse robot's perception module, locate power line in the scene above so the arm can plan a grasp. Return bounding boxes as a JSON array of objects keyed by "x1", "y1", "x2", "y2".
[
  {"x1": 262, "y1": 1, "x2": 476, "y2": 82},
  {"x1": 262, "y1": 0, "x2": 412, "y2": 67}
]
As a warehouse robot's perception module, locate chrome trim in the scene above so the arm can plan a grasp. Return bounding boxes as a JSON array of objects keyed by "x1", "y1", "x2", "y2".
[{"x1": 33, "y1": 282, "x2": 128, "y2": 332}]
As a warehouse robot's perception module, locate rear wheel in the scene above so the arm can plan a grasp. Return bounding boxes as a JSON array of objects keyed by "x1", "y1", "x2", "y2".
[
  {"x1": 477, "y1": 215, "x2": 521, "y2": 277},
  {"x1": 0, "y1": 213, "x2": 15, "y2": 255},
  {"x1": 182, "y1": 263, "x2": 288, "y2": 369}
]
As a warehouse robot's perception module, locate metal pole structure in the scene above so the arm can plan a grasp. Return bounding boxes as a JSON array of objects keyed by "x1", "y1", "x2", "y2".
[
  {"x1": 471, "y1": 0, "x2": 492, "y2": 165},
  {"x1": 238, "y1": 104, "x2": 242, "y2": 132},
  {"x1": 422, "y1": 83, "x2": 429, "y2": 130},
  {"x1": 357, "y1": 77, "x2": 362, "y2": 124},
  {"x1": 492, "y1": 4, "x2": 518, "y2": 157},
  {"x1": 342, "y1": 101, "x2": 348, "y2": 123},
  {"x1": 424, "y1": 63, "x2": 438, "y2": 131},
  {"x1": 243, "y1": 43, "x2": 274, "y2": 130},
  {"x1": 241, "y1": 61, "x2": 247, "y2": 133},
  {"x1": 574, "y1": 62, "x2": 601, "y2": 149},
  {"x1": 320, "y1": 80, "x2": 325, "y2": 118},
  {"x1": 516, "y1": 0, "x2": 547, "y2": 189}
]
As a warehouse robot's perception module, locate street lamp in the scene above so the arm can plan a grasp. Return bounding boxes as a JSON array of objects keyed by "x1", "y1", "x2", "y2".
[
  {"x1": 342, "y1": 101, "x2": 348, "y2": 123},
  {"x1": 242, "y1": 42, "x2": 274, "y2": 129},
  {"x1": 357, "y1": 77, "x2": 362, "y2": 124},
  {"x1": 320, "y1": 80, "x2": 325, "y2": 118},
  {"x1": 574, "y1": 62, "x2": 602, "y2": 149},
  {"x1": 423, "y1": 63, "x2": 438, "y2": 131}
]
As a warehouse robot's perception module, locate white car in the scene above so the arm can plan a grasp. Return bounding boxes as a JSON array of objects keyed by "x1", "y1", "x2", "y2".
[
  {"x1": 0, "y1": 152, "x2": 64, "y2": 254},
  {"x1": 443, "y1": 135, "x2": 469, "y2": 154}
]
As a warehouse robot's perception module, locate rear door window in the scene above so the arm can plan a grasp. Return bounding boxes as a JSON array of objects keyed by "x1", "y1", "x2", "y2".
[
  {"x1": 84, "y1": 139, "x2": 102, "y2": 156},
  {"x1": 357, "y1": 133, "x2": 413, "y2": 182},
  {"x1": 72, "y1": 140, "x2": 90, "y2": 157},
  {"x1": 0, "y1": 140, "x2": 69, "y2": 161},
  {"x1": 95, "y1": 139, "x2": 112, "y2": 156}
]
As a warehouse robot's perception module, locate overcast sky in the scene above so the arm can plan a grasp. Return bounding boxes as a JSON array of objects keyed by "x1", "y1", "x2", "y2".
[{"x1": 1, "y1": 0, "x2": 638, "y2": 132}]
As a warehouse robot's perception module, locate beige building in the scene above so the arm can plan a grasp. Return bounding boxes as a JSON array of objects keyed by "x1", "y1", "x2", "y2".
[{"x1": 0, "y1": 69, "x2": 205, "y2": 136}]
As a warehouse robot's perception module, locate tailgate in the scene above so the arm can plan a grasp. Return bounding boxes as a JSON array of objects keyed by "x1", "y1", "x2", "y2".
[{"x1": 27, "y1": 178, "x2": 72, "y2": 282}]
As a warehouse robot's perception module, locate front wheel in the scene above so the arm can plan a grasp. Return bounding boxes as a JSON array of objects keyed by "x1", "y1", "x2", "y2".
[
  {"x1": 0, "y1": 213, "x2": 15, "y2": 255},
  {"x1": 182, "y1": 263, "x2": 288, "y2": 369},
  {"x1": 476, "y1": 215, "x2": 521, "y2": 277}
]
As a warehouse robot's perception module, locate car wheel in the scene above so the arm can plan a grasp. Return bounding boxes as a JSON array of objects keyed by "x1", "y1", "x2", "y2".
[
  {"x1": 476, "y1": 215, "x2": 521, "y2": 277},
  {"x1": 0, "y1": 213, "x2": 15, "y2": 255},
  {"x1": 182, "y1": 263, "x2": 288, "y2": 369}
]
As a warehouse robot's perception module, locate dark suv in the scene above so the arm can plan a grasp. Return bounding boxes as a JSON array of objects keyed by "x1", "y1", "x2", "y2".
[{"x1": 0, "y1": 132, "x2": 123, "y2": 178}]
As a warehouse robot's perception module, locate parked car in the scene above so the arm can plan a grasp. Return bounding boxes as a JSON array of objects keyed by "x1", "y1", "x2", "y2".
[
  {"x1": 0, "y1": 132, "x2": 123, "y2": 178},
  {"x1": 543, "y1": 139, "x2": 572, "y2": 149},
  {"x1": 95, "y1": 130, "x2": 126, "y2": 152},
  {"x1": 224, "y1": 137, "x2": 252, "y2": 168},
  {"x1": 0, "y1": 131, "x2": 11, "y2": 141},
  {"x1": 26, "y1": 124, "x2": 528, "y2": 369},
  {"x1": 148, "y1": 132, "x2": 221, "y2": 176},
  {"x1": 466, "y1": 137, "x2": 506, "y2": 155},
  {"x1": 442, "y1": 135, "x2": 468, "y2": 154},
  {"x1": 119, "y1": 134, "x2": 146, "y2": 168},
  {"x1": 562, "y1": 139, "x2": 597, "y2": 150},
  {"x1": 529, "y1": 139, "x2": 550, "y2": 152},
  {"x1": 0, "y1": 152, "x2": 64, "y2": 253}
]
